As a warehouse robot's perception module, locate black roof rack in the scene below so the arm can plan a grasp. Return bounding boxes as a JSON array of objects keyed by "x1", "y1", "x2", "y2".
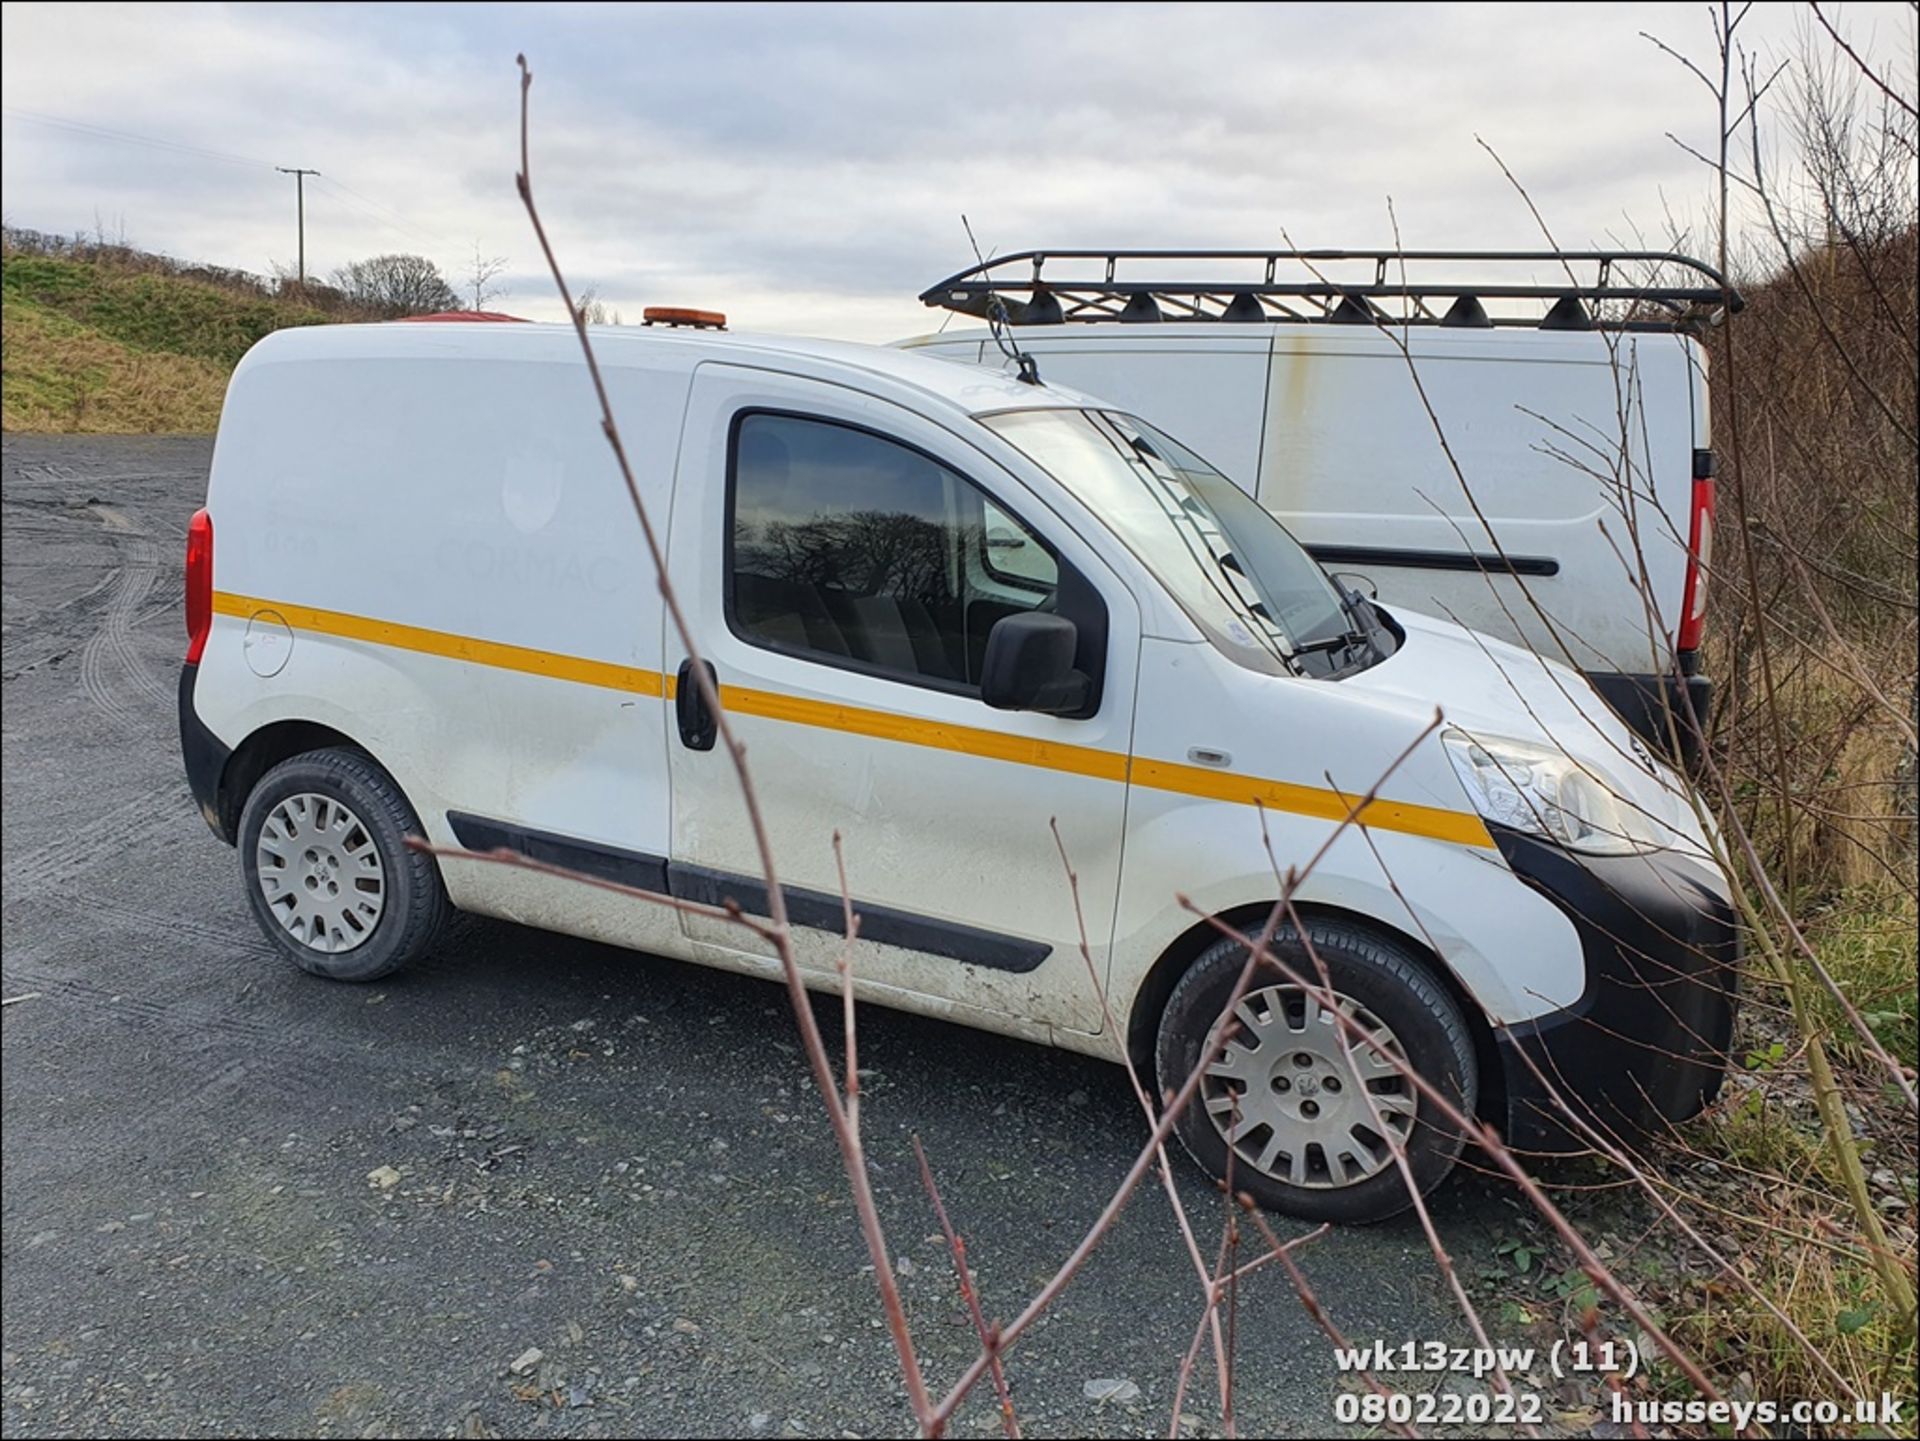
[{"x1": 918, "y1": 248, "x2": 1743, "y2": 333}]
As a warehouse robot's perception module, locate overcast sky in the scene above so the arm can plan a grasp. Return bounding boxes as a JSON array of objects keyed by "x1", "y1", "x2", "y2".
[{"x1": 2, "y1": 2, "x2": 1914, "y2": 341}]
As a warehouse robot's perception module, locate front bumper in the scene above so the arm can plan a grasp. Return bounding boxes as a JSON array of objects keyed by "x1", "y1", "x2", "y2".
[{"x1": 1491, "y1": 826, "x2": 1740, "y2": 1152}]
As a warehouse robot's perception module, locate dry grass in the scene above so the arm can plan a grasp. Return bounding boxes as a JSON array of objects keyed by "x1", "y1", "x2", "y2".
[
  {"x1": 1, "y1": 228, "x2": 383, "y2": 435},
  {"x1": 2, "y1": 298, "x2": 229, "y2": 434},
  {"x1": 1632, "y1": 10, "x2": 1919, "y2": 1417}
]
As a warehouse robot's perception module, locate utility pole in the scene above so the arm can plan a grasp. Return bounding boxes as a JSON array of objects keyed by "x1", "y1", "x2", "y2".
[{"x1": 275, "y1": 166, "x2": 320, "y2": 284}]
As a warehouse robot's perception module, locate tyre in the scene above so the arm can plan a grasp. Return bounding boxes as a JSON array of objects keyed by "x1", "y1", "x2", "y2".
[
  {"x1": 1155, "y1": 919, "x2": 1477, "y2": 1224},
  {"x1": 238, "y1": 747, "x2": 446, "y2": 982}
]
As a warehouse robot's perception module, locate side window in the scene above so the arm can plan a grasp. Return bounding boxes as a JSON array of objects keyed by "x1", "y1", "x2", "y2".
[{"x1": 728, "y1": 412, "x2": 1058, "y2": 692}]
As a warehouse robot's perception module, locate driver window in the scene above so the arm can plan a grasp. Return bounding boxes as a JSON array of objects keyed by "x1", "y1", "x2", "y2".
[{"x1": 729, "y1": 412, "x2": 1057, "y2": 691}]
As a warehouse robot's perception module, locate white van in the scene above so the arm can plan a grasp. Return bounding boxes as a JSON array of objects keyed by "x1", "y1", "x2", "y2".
[
  {"x1": 902, "y1": 249, "x2": 1733, "y2": 763},
  {"x1": 179, "y1": 319, "x2": 1738, "y2": 1222}
]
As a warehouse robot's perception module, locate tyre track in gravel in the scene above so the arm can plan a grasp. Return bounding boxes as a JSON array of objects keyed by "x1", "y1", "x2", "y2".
[
  {"x1": 0, "y1": 963, "x2": 381, "y2": 1071},
  {"x1": 1, "y1": 778, "x2": 197, "y2": 900},
  {"x1": 76, "y1": 505, "x2": 172, "y2": 736},
  {"x1": 0, "y1": 568, "x2": 117, "y2": 678},
  {"x1": 0, "y1": 966, "x2": 427, "y2": 1164},
  {"x1": 42, "y1": 885, "x2": 279, "y2": 964}
]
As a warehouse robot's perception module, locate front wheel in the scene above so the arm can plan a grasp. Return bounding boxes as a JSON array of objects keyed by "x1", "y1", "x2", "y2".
[
  {"x1": 1155, "y1": 919, "x2": 1477, "y2": 1224},
  {"x1": 238, "y1": 747, "x2": 447, "y2": 982}
]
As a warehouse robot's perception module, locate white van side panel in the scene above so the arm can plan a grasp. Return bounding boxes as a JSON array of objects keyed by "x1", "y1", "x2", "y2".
[
  {"x1": 661, "y1": 362, "x2": 1146, "y2": 1038},
  {"x1": 903, "y1": 326, "x2": 1700, "y2": 678},
  {"x1": 199, "y1": 333, "x2": 692, "y2": 951},
  {"x1": 1260, "y1": 331, "x2": 1695, "y2": 676},
  {"x1": 992, "y1": 337, "x2": 1273, "y2": 487}
]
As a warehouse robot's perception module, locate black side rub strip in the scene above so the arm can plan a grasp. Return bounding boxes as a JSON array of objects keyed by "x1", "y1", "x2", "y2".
[
  {"x1": 1306, "y1": 544, "x2": 1560, "y2": 578},
  {"x1": 445, "y1": 813, "x2": 1051, "y2": 974},
  {"x1": 448, "y1": 812, "x2": 670, "y2": 895},
  {"x1": 669, "y1": 864, "x2": 1050, "y2": 973}
]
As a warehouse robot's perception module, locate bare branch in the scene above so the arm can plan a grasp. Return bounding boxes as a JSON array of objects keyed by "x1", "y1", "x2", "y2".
[
  {"x1": 511, "y1": 54, "x2": 932, "y2": 1430},
  {"x1": 913, "y1": 1137, "x2": 1018, "y2": 1439},
  {"x1": 1811, "y1": 0, "x2": 1920, "y2": 119}
]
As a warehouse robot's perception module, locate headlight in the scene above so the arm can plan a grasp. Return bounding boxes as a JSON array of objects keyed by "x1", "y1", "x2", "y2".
[{"x1": 1442, "y1": 728, "x2": 1674, "y2": 855}]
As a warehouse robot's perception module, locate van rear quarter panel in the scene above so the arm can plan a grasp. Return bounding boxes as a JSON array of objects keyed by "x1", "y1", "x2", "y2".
[
  {"x1": 200, "y1": 328, "x2": 692, "y2": 947},
  {"x1": 1259, "y1": 330, "x2": 1698, "y2": 676}
]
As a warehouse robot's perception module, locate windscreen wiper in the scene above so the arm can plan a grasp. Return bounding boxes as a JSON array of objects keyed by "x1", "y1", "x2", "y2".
[
  {"x1": 1288, "y1": 629, "x2": 1371, "y2": 659},
  {"x1": 1332, "y1": 581, "x2": 1384, "y2": 664}
]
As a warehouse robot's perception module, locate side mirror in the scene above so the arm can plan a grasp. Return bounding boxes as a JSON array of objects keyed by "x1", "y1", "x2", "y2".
[{"x1": 980, "y1": 612, "x2": 1090, "y2": 715}]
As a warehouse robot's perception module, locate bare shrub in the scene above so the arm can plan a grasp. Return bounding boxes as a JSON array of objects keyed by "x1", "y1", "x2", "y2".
[{"x1": 328, "y1": 252, "x2": 464, "y2": 317}]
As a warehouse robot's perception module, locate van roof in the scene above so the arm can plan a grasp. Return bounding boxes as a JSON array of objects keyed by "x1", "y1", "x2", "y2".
[{"x1": 241, "y1": 320, "x2": 1088, "y2": 418}]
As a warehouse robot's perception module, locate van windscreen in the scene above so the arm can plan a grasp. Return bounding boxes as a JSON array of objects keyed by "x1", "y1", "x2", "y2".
[{"x1": 980, "y1": 409, "x2": 1375, "y2": 677}]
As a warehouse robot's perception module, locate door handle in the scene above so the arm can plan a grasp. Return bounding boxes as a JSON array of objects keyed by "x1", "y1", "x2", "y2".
[{"x1": 675, "y1": 658, "x2": 719, "y2": 751}]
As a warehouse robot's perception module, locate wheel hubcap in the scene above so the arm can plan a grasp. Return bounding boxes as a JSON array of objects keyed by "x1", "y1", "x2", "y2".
[
  {"x1": 1201, "y1": 985, "x2": 1417, "y2": 1188},
  {"x1": 255, "y1": 793, "x2": 385, "y2": 953}
]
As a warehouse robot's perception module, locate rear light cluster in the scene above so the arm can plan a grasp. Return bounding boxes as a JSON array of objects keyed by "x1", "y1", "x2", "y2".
[
  {"x1": 1677, "y1": 451, "x2": 1716, "y2": 656},
  {"x1": 185, "y1": 507, "x2": 213, "y2": 663}
]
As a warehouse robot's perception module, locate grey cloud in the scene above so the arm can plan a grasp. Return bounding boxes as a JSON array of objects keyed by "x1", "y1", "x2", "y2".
[{"x1": 4, "y1": 2, "x2": 1913, "y2": 341}]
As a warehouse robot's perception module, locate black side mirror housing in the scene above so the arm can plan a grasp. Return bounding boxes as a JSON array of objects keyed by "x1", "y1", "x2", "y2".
[{"x1": 980, "y1": 612, "x2": 1090, "y2": 715}]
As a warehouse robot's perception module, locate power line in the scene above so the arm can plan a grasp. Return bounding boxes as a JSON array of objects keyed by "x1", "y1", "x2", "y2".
[
  {"x1": 1, "y1": 107, "x2": 275, "y2": 171},
  {"x1": 312, "y1": 174, "x2": 463, "y2": 257},
  {"x1": 5, "y1": 106, "x2": 467, "y2": 265}
]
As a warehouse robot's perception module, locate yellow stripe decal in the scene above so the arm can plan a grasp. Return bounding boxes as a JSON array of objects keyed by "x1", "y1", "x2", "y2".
[
  {"x1": 214, "y1": 591, "x2": 1489, "y2": 847},
  {"x1": 1130, "y1": 757, "x2": 1493, "y2": 849},
  {"x1": 720, "y1": 684, "x2": 1131, "y2": 783},
  {"x1": 212, "y1": 591, "x2": 665, "y2": 697}
]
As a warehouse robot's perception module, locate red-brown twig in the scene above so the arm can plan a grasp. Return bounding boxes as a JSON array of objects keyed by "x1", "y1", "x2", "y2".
[
  {"x1": 1051, "y1": 819, "x2": 1233, "y2": 1410},
  {"x1": 1168, "y1": 1221, "x2": 1237, "y2": 1438},
  {"x1": 1810, "y1": 0, "x2": 1920, "y2": 120},
  {"x1": 511, "y1": 54, "x2": 930, "y2": 1429},
  {"x1": 924, "y1": 717, "x2": 1445, "y2": 1429},
  {"x1": 1238, "y1": 1204, "x2": 1419, "y2": 1441},
  {"x1": 912, "y1": 1137, "x2": 1018, "y2": 1439},
  {"x1": 1192, "y1": 909, "x2": 1731, "y2": 1415},
  {"x1": 1499, "y1": 1031, "x2": 1857, "y2": 1399},
  {"x1": 832, "y1": 830, "x2": 863, "y2": 1129},
  {"x1": 1275, "y1": 887, "x2": 1540, "y2": 1439}
]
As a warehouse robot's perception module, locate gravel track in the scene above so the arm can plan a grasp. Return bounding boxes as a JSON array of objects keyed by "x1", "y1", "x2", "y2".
[{"x1": 2, "y1": 434, "x2": 1514, "y2": 1439}]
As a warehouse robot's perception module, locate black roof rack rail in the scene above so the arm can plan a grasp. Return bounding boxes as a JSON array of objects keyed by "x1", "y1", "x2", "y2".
[{"x1": 918, "y1": 248, "x2": 1743, "y2": 334}]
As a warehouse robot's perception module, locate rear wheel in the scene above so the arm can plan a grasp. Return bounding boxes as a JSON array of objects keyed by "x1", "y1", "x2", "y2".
[
  {"x1": 238, "y1": 748, "x2": 445, "y2": 982},
  {"x1": 1155, "y1": 919, "x2": 1477, "y2": 1223}
]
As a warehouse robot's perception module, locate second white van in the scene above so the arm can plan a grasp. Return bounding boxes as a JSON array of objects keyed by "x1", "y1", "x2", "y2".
[
  {"x1": 903, "y1": 248, "x2": 1734, "y2": 764},
  {"x1": 180, "y1": 319, "x2": 1739, "y2": 1221}
]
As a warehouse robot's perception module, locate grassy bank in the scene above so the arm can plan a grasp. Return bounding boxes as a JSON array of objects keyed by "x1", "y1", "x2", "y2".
[{"x1": 0, "y1": 243, "x2": 358, "y2": 434}]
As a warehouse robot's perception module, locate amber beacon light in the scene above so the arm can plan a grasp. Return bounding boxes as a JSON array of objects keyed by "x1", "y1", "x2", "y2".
[{"x1": 641, "y1": 306, "x2": 727, "y2": 330}]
